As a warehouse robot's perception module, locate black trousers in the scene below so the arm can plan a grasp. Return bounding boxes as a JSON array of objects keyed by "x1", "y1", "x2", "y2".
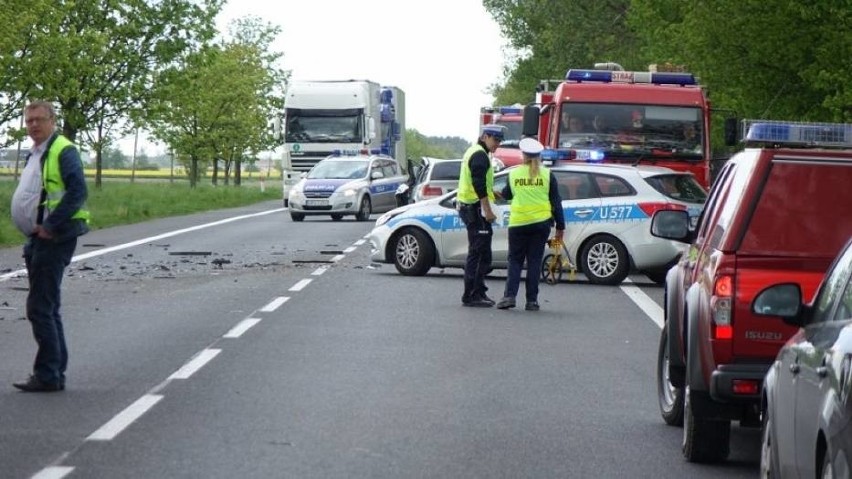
[{"x1": 459, "y1": 202, "x2": 493, "y2": 302}]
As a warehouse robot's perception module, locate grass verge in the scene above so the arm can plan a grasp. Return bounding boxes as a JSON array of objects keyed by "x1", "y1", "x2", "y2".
[{"x1": 0, "y1": 179, "x2": 282, "y2": 248}]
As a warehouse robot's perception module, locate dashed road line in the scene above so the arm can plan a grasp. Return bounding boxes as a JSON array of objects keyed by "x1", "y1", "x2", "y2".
[
  {"x1": 289, "y1": 279, "x2": 312, "y2": 291},
  {"x1": 312, "y1": 266, "x2": 329, "y2": 276},
  {"x1": 31, "y1": 467, "x2": 75, "y2": 479},
  {"x1": 260, "y1": 296, "x2": 290, "y2": 312},
  {"x1": 224, "y1": 318, "x2": 262, "y2": 338},
  {"x1": 168, "y1": 349, "x2": 221, "y2": 380},
  {"x1": 87, "y1": 394, "x2": 164, "y2": 441},
  {"x1": 619, "y1": 278, "x2": 664, "y2": 329}
]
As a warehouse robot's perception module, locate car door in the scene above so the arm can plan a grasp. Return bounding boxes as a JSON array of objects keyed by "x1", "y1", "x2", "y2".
[
  {"x1": 793, "y1": 245, "x2": 852, "y2": 477},
  {"x1": 551, "y1": 170, "x2": 601, "y2": 256},
  {"x1": 370, "y1": 159, "x2": 400, "y2": 212}
]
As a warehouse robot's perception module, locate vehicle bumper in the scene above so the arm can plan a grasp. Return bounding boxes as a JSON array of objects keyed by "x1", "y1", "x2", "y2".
[
  {"x1": 709, "y1": 363, "x2": 771, "y2": 403},
  {"x1": 628, "y1": 238, "x2": 686, "y2": 270},
  {"x1": 368, "y1": 226, "x2": 392, "y2": 263},
  {"x1": 288, "y1": 196, "x2": 360, "y2": 215}
]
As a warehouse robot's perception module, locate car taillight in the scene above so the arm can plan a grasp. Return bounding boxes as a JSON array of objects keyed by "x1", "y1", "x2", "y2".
[
  {"x1": 711, "y1": 275, "x2": 733, "y2": 340},
  {"x1": 638, "y1": 202, "x2": 687, "y2": 217},
  {"x1": 421, "y1": 184, "x2": 444, "y2": 197},
  {"x1": 731, "y1": 379, "x2": 760, "y2": 395}
]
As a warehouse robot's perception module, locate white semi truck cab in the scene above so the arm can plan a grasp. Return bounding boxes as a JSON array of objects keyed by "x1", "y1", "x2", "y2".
[{"x1": 274, "y1": 80, "x2": 405, "y2": 205}]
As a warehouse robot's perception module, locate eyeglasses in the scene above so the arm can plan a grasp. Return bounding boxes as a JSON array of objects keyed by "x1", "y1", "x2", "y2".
[{"x1": 25, "y1": 116, "x2": 52, "y2": 125}]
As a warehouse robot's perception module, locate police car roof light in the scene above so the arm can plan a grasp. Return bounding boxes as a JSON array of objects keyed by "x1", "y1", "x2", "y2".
[
  {"x1": 743, "y1": 120, "x2": 852, "y2": 148},
  {"x1": 566, "y1": 69, "x2": 696, "y2": 86},
  {"x1": 498, "y1": 106, "x2": 522, "y2": 115}
]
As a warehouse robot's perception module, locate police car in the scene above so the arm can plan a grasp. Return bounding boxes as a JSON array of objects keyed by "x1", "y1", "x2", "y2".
[
  {"x1": 288, "y1": 152, "x2": 409, "y2": 221},
  {"x1": 368, "y1": 163, "x2": 706, "y2": 285}
]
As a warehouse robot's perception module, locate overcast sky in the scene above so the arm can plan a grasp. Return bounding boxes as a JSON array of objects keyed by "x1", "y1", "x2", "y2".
[{"x1": 119, "y1": 0, "x2": 508, "y2": 155}]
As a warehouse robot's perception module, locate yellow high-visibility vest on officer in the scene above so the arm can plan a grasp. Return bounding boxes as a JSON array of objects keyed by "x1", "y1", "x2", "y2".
[{"x1": 496, "y1": 137, "x2": 566, "y2": 312}]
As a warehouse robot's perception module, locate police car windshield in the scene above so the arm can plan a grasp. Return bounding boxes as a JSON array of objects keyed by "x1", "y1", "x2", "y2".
[{"x1": 308, "y1": 159, "x2": 369, "y2": 180}]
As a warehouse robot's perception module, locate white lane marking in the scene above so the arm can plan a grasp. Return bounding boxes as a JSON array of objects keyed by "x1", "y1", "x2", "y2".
[
  {"x1": 619, "y1": 279, "x2": 664, "y2": 329},
  {"x1": 31, "y1": 467, "x2": 75, "y2": 479},
  {"x1": 343, "y1": 246, "x2": 357, "y2": 253},
  {"x1": 260, "y1": 296, "x2": 289, "y2": 312},
  {"x1": 0, "y1": 208, "x2": 286, "y2": 282},
  {"x1": 312, "y1": 267, "x2": 328, "y2": 276},
  {"x1": 168, "y1": 349, "x2": 221, "y2": 380},
  {"x1": 354, "y1": 239, "x2": 366, "y2": 246},
  {"x1": 289, "y1": 279, "x2": 312, "y2": 291},
  {"x1": 331, "y1": 254, "x2": 345, "y2": 262},
  {"x1": 223, "y1": 318, "x2": 262, "y2": 338},
  {"x1": 87, "y1": 394, "x2": 164, "y2": 441}
]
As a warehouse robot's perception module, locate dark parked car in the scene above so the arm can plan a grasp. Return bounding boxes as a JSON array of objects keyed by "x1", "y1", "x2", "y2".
[{"x1": 757, "y1": 238, "x2": 852, "y2": 479}]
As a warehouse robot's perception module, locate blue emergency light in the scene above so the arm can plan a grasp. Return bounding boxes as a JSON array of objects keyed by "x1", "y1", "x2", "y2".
[
  {"x1": 566, "y1": 69, "x2": 697, "y2": 86},
  {"x1": 332, "y1": 148, "x2": 382, "y2": 156},
  {"x1": 744, "y1": 120, "x2": 852, "y2": 148},
  {"x1": 498, "y1": 106, "x2": 522, "y2": 115}
]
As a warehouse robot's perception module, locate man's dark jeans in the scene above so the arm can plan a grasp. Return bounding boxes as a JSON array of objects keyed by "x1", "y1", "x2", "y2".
[
  {"x1": 459, "y1": 202, "x2": 493, "y2": 302},
  {"x1": 24, "y1": 235, "x2": 78, "y2": 386}
]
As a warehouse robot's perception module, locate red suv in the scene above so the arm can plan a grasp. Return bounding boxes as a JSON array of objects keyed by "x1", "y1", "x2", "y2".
[{"x1": 650, "y1": 120, "x2": 852, "y2": 462}]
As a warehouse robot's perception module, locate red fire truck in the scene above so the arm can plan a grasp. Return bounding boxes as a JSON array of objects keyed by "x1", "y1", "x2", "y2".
[{"x1": 524, "y1": 64, "x2": 734, "y2": 189}]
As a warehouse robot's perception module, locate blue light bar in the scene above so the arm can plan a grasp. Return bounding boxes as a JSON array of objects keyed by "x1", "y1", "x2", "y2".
[
  {"x1": 744, "y1": 120, "x2": 852, "y2": 148},
  {"x1": 565, "y1": 69, "x2": 696, "y2": 86},
  {"x1": 541, "y1": 148, "x2": 571, "y2": 162},
  {"x1": 498, "y1": 106, "x2": 522, "y2": 115}
]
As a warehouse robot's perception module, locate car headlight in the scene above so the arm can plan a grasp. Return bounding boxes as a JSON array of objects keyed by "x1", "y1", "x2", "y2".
[
  {"x1": 375, "y1": 211, "x2": 398, "y2": 227},
  {"x1": 340, "y1": 188, "x2": 357, "y2": 197}
]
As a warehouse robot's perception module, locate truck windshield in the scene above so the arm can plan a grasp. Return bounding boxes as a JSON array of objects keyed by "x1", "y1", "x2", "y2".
[
  {"x1": 285, "y1": 108, "x2": 363, "y2": 143},
  {"x1": 558, "y1": 104, "x2": 703, "y2": 158},
  {"x1": 308, "y1": 159, "x2": 369, "y2": 180},
  {"x1": 495, "y1": 119, "x2": 523, "y2": 147}
]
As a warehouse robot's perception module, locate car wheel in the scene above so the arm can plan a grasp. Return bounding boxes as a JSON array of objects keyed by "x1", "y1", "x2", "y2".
[
  {"x1": 580, "y1": 235, "x2": 629, "y2": 285},
  {"x1": 290, "y1": 212, "x2": 305, "y2": 222},
  {"x1": 759, "y1": 406, "x2": 780, "y2": 479},
  {"x1": 682, "y1": 385, "x2": 731, "y2": 463},
  {"x1": 331, "y1": 214, "x2": 343, "y2": 221},
  {"x1": 657, "y1": 327, "x2": 684, "y2": 426},
  {"x1": 541, "y1": 254, "x2": 563, "y2": 284},
  {"x1": 392, "y1": 228, "x2": 434, "y2": 276},
  {"x1": 356, "y1": 196, "x2": 372, "y2": 221}
]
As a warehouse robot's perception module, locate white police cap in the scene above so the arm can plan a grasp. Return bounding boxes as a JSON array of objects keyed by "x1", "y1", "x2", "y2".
[
  {"x1": 480, "y1": 124, "x2": 506, "y2": 139},
  {"x1": 519, "y1": 137, "x2": 544, "y2": 155}
]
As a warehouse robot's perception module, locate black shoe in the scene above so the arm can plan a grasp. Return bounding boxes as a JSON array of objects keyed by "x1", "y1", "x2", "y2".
[
  {"x1": 496, "y1": 297, "x2": 516, "y2": 309},
  {"x1": 481, "y1": 294, "x2": 496, "y2": 305},
  {"x1": 525, "y1": 301, "x2": 540, "y2": 311},
  {"x1": 463, "y1": 298, "x2": 494, "y2": 308},
  {"x1": 13, "y1": 375, "x2": 63, "y2": 393}
]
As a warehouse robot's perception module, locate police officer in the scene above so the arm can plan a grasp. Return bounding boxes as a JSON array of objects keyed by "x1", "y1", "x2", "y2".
[
  {"x1": 457, "y1": 124, "x2": 504, "y2": 307},
  {"x1": 496, "y1": 138, "x2": 565, "y2": 311}
]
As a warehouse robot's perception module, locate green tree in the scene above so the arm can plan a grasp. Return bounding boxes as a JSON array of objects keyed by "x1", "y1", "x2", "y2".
[{"x1": 6, "y1": 0, "x2": 223, "y2": 187}]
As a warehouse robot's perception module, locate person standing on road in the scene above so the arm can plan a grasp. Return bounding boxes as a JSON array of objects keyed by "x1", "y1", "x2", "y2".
[
  {"x1": 10, "y1": 100, "x2": 90, "y2": 392},
  {"x1": 457, "y1": 124, "x2": 504, "y2": 307},
  {"x1": 496, "y1": 138, "x2": 565, "y2": 312}
]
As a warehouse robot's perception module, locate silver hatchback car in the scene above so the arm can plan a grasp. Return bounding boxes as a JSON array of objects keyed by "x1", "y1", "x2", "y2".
[{"x1": 369, "y1": 163, "x2": 707, "y2": 285}]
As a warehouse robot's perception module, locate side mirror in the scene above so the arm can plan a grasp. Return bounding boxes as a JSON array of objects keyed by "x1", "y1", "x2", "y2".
[
  {"x1": 650, "y1": 210, "x2": 692, "y2": 243},
  {"x1": 271, "y1": 117, "x2": 282, "y2": 141},
  {"x1": 724, "y1": 117, "x2": 738, "y2": 146},
  {"x1": 367, "y1": 117, "x2": 377, "y2": 142},
  {"x1": 523, "y1": 105, "x2": 540, "y2": 137},
  {"x1": 752, "y1": 283, "x2": 805, "y2": 327}
]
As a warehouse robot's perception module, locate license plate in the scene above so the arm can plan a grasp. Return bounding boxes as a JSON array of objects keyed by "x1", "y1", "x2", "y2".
[{"x1": 305, "y1": 199, "x2": 328, "y2": 206}]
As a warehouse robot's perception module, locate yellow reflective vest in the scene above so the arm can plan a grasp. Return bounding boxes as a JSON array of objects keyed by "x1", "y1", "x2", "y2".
[
  {"x1": 457, "y1": 143, "x2": 494, "y2": 205},
  {"x1": 508, "y1": 165, "x2": 551, "y2": 227},
  {"x1": 43, "y1": 135, "x2": 90, "y2": 223}
]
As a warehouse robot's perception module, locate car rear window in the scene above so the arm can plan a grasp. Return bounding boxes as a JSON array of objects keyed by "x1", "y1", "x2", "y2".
[
  {"x1": 644, "y1": 174, "x2": 707, "y2": 204},
  {"x1": 739, "y1": 158, "x2": 852, "y2": 257},
  {"x1": 431, "y1": 161, "x2": 461, "y2": 181}
]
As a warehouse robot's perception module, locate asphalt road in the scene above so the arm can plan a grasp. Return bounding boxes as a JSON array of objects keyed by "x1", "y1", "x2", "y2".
[{"x1": 0, "y1": 201, "x2": 760, "y2": 478}]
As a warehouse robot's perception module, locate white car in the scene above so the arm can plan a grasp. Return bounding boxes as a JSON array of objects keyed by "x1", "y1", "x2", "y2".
[
  {"x1": 368, "y1": 163, "x2": 707, "y2": 285},
  {"x1": 288, "y1": 153, "x2": 409, "y2": 222}
]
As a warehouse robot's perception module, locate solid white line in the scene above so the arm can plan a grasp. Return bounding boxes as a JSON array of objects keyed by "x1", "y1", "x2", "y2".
[
  {"x1": 312, "y1": 267, "x2": 328, "y2": 276},
  {"x1": 343, "y1": 246, "x2": 357, "y2": 253},
  {"x1": 223, "y1": 318, "x2": 261, "y2": 338},
  {"x1": 168, "y1": 349, "x2": 221, "y2": 380},
  {"x1": 354, "y1": 239, "x2": 366, "y2": 246},
  {"x1": 87, "y1": 394, "x2": 164, "y2": 441},
  {"x1": 260, "y1": 296, "x2": 289, "y2": 312},
  {"x1": 331, "y1": 254, "x2": 345, "y2": 262},
  {"x1": 0, "y1": 208, "x2": 286, "y2": 282},
  {"x1": 289, "y1": 279, "x2": 312, "y2": 291},
  {"x1": 619, "y1": 280, "x2": 664, "y2": 329},
  {"x1": 31, "y1": 467, "x2": 75, "y2": 479}
]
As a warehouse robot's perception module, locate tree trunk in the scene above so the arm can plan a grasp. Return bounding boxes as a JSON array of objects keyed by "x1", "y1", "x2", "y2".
[
  {"x1": 212, "y1": 157, "x2": 219, "y2": 186},
  {"x1": 190, "y1": 155, "x2": 198, "y2": 188},
  {"x1": 235, "y1": 159, "x2": 242, "y2": 186}
]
